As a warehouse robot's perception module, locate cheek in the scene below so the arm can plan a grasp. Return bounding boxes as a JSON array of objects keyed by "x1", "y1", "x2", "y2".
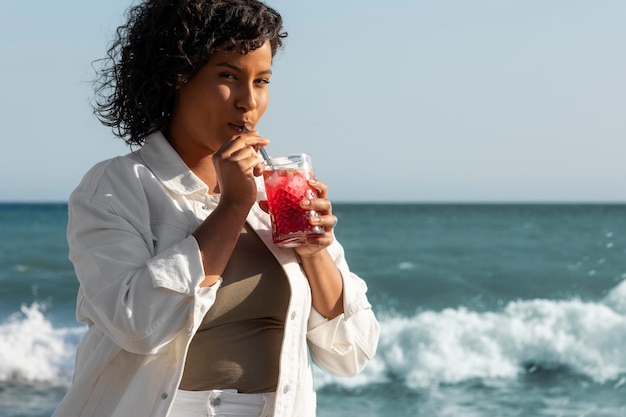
[
  {"x1": 188, "y1": 86, "x2": 231, "y2": 121},
  {"x1": 257, "y1": 90, "x2": 270, "y2": 116},
  {"x1": 190, "y1": 84, "x2": 230, "y2": 113},
  {"x1": 214, "y1": 85, "x2": 232, "y2": 102}
]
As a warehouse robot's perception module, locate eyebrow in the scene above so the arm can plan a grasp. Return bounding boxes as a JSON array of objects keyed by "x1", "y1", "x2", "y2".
[{"x1": 215, "y1": 61, "x2": 273, "y2": 76}]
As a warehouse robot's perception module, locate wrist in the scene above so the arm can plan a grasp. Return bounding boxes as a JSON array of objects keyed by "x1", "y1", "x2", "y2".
[
  {"x1": 215, "y1": 197, "x2": 253, "y2": 218},
  {"x1": 295, "y1": 247, "x2": 327, "y2": 262}
]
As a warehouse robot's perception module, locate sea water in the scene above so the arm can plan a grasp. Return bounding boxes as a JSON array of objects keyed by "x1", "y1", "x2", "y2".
[{"x1": 1, "y1": 203, "x2": 625, "y2": 417}]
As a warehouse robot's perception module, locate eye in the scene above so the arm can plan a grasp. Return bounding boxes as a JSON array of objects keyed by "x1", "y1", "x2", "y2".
[
  {"x1": 255, "y1": 78, "x2": 271, "y2": 86},
  {"x1": 220, "y1": 72, "x2": 237, "y2": 80}
]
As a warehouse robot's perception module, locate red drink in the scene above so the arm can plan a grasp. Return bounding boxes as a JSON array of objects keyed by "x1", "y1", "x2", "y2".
[{"x1": 263, "y1": 154, "x2": 325, "y2": 247}]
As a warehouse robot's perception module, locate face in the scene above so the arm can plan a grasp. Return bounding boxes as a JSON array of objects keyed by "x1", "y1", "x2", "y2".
[{"x1": 167, "y1": 40, "x2": 273, "y2": 155}]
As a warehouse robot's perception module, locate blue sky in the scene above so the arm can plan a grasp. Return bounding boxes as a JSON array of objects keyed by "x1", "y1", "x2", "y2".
[{"x1": 1, "y1": 0, "x2": 624, "y2": 202}]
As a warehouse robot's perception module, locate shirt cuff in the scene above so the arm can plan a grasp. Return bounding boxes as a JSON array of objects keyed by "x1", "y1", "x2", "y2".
[
  {"x1": 307, "y1": 312, "x2": 354, "y2": 355},
  {"x1": 146, "y1": 235, "x2": 205, "y2": 294},
  {"x1": 308, "y1": 307, "x2": 329, "y2": 329}
]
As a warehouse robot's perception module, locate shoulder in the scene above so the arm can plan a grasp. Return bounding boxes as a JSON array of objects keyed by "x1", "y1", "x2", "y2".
[
  {"x1": 70, "y1": 153, "x2": 148, "y2": 200},
  {"x1": 67, "y1": 152, "x2": 163, "y2": 239},
  {"x1": 68, "y1": 151, "x2": 158, "y2": 217}
]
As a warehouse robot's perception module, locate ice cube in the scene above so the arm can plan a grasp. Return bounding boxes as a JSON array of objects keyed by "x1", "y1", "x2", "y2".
[{"x1": 289, "y1": 172, "x2": 308, "y2": 190}]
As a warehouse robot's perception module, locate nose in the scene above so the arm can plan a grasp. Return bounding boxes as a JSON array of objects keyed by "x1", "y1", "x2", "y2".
[{"x1": 235, "y1": 83, "x2": 257, "y2": 111}]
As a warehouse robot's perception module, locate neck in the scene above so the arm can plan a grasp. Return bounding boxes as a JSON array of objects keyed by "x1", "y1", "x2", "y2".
[
  {"x1": 164, "y1": 129, "x2": 219, "y2": 194},
  {"x1": 187, "y1": 155, "x2": 219, "y2": 194}
]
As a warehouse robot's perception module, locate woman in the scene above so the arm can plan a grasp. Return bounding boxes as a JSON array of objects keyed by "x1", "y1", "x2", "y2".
[{"x1": 53, "y1": 1, "x2": 379, "y2": 416}]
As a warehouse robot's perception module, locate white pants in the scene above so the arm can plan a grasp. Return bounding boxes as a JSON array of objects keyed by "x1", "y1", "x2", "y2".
[{"x1": 169, "y1": 389, "x2": 276, "y2": 417}]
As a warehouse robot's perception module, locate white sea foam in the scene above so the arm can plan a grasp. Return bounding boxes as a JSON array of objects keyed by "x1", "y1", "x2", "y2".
[
  {"x1": 2, "y1": 291, "x2": 625, "y2": 393},
  {"x1": 604, "y1": 279, "x2": 626, "y2": 315},
  {"x1": 0, "y1": 303, "x2": 83, "y2": 385},
  {"x1": 397, "y1": 262, "x2": 415, "y2": 270},
  {"x1": 315, "y1": 280, "x2": 626, "y2": 389}
]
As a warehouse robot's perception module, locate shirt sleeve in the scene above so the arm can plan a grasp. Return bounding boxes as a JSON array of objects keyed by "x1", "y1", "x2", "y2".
[
  {"x1": 305, "y1": 240, "x2": 380, "y2": 376},
  {"x1": 69, "y1": 193, "x2": 219, "y2": 355}
]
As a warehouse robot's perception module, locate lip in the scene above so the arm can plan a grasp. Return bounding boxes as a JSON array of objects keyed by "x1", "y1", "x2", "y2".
[{"x1": 228, "y1": 121, "x2": 253, "y2": 134}]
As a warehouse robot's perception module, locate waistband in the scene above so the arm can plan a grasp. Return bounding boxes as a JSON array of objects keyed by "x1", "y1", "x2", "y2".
[{"x1": 173, "y1": 389, "x2": 276, "y2": 417}]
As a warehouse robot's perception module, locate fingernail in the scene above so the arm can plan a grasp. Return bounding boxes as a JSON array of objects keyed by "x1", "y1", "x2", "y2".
[
  {"x1": 301, "y1": 199, "x2": 311, "y2": 207},
  {"x1": 308, "y1": 179, "x2": 317, "y2": 185}
]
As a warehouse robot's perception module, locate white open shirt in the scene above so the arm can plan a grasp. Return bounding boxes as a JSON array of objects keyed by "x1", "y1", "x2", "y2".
[{"x1": 52, "y1": 132, "x2": 380, "y2": 417}]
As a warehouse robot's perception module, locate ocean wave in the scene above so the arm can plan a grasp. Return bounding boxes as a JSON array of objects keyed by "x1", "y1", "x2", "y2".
[
  {"x1": 315, "y1": 280, "x2": 626, "y2": 390},
  {"x1": 0, "y1": 303, "x2": 82, "y2": 385},
  {"x1": 2, "y1": 285, "x2": 625, "y2": 393},
  {"x1": 603, "y1": 278, "x2": 626, "y2": 315}
]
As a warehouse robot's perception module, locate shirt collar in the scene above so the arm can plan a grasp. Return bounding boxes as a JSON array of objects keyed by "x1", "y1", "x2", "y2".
[{"x1": 139, "y1": 131, "x2": 209, "y2": 196}]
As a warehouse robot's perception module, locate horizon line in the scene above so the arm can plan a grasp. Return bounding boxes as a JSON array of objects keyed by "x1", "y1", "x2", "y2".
[{"x1": 1, "y1": 200, "x2": 626, "y2": 205}]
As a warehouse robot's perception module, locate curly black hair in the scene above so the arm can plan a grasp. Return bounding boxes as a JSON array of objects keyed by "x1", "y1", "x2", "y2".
[{"x1": 93, "y1": 0, "x2": 287, "y2": 146}]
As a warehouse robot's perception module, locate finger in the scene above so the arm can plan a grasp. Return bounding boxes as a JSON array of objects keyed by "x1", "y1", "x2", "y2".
[
  {"x1": 229, "y1": 143, "x2": 263, "y2": 161},
  {"x1": 239, "y1": 130, "x2": 270, "y2": 148},
  {"x1": 245, "y1": 136, "x2": 270, "y2": 149},
  {"x1": 252, "y1": 161, "x2": 266, "y2": 177},
  {"x1": 310, "y1": 214, "x2": 338, "y2": 230},
  {"x1": 227, "y1": 151, "x2": 266, "y2": 175},
  {"x1": 308, "y1": 179, "x2": 328, "y2": 198},
  {"x1": 301, "y1": 197, "x2": 332, "y2": 214},
  {"x1": 218, "y1": 132, "x2": 270, "y2": 157},
  {"x1": 219, "y1": 136, "x2": 265, "y2": 165}
]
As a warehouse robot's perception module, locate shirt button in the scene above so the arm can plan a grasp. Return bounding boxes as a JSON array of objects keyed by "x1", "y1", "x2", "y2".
[
  {"x1": 283, "y1": 384, "x2": 290, "y2": 394},
  {"x1": 290, "y1": 311, "x2": 296, "y2": 320},
  {"x1": 161, "y1": 393, "x2": 168, "y2": 400},
  {"x1": 211, "y1": 398, "x2": 221, "y2": 407}
]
